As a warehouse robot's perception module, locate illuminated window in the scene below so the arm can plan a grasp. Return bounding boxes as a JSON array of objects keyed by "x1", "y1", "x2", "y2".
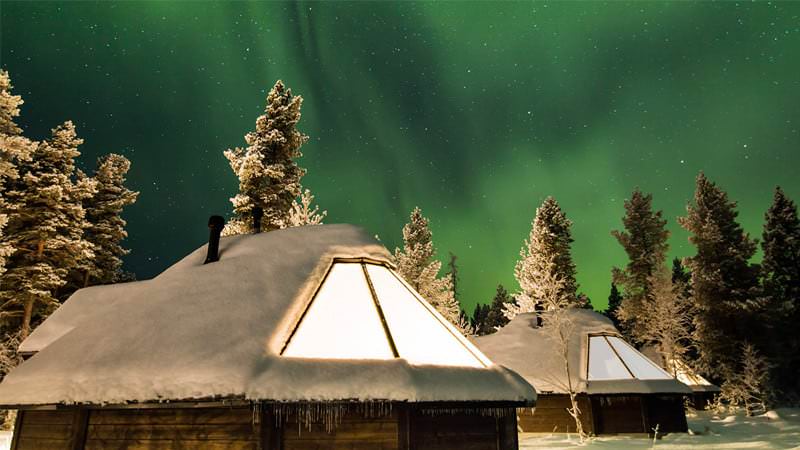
[
  {"x1": 606, "y1": 336, "x2": 671, "y2": 380},
  {"x1": 366, "y1": 264, "x2": 488, "y2": 368},
  {"x1": 282, "y1": 263, "x2": 394, "y2": 360},
  {"x1": 282, "y1": 261, "x2": 489, "y2": 368},
  {"x1": 587, "y1": 335, "x2": 672, "y2": 381},
  {"x1": 588, "y1": 335, "x2": 633, "y2": 380}
]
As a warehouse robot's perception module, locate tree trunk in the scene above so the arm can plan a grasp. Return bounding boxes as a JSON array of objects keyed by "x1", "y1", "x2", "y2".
[{"x1": 21, "y1": 296, "x2": 33, "y2": 339}]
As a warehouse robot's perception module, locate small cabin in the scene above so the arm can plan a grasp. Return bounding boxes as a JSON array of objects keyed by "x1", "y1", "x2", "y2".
[
  {"x1": 474, "y1": 310, "x2": 691, "y2": 435},
  {"x1": 0, "y1": 224, "x2": 535, "y2": 449}
]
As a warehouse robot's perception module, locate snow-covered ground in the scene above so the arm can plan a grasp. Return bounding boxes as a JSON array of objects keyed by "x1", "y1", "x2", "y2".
[
  {"x1": 520, "y1": 409, "x2": 800, "y2": 449},
  {"x1": 0, "y1": 431, "x2": 11, "y2": 450}
]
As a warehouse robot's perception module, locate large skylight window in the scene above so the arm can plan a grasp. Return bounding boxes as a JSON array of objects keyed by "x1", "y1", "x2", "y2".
[
  {"x1": 587, "y1": 335, "x2": 672, "y2": 381},
  {"x1": 281, "y1": 261, "x2": 489, "y2": 368},
  {"x1": 587, "y1": 335, "x2": 633, "y2": 380}
]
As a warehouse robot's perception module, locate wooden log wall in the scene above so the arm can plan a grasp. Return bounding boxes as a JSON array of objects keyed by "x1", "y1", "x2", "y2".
[
  {"x1": 12, "y1": 410, "x2": 81, "y2": 450},
  {"x1": 517, "y1": 394, "x2": 594, "y2": 434},
  {"x1": 408, "y1": 411, "x2": 513, "y2": 450},
  {"x1": 12, "y1": 404, "x2": 519, "y2": 450},
  {"x1": 283, "y1": 411, "x2": 399, "y2": 450},
  {"x1": 643, "y1": 395, "x2": 688, "y2": 434}
]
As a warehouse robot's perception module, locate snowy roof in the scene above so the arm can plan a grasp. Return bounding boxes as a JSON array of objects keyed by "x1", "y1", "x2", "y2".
[
  {"x1": 0, "y1": 224, "x2": 534, "y2": 407},
  {"x1": 473, "y1": 310, "x2": 692, "y2": 395}
]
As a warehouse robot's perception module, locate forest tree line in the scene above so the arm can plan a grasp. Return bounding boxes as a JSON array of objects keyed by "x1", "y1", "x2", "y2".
[{"x1": 0, "y1": 75, "x2": 797, "y2": 435}]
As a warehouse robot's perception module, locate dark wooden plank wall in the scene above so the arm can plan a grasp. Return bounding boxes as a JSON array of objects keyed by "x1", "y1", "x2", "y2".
[
  {"x1": 644, "y1": 395, "x2": 688, "y2": 434},
  {"x1": 517, "y1": 395, "x2": 594, "y2": 434},
  {"x1": 283, "y1": 411, "x2": 398, "y2": 450},
  {"x1": 83, "y1": 407, "x2": 259, "y2": 450},
  {"x1": 409, "y1": 412, "x2": 503, "y2": 450},
  {"x1": 591, "y1": 395, "x2": 647, "y2": 434},
  {"x1": 13, "y1": 410, "x2": 80, "y2": 450},
  {"x1": 13, "y1": 405, "x2": 519, "y2": 450}
]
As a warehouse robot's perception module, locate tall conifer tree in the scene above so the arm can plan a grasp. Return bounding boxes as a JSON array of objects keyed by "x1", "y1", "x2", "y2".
[
  {"x1": 224, "y1": 80, "x2": 308, "y2": 234},
  {"x1": 760, "y1": 187, "x2": 800, "y2": 399},
  {"x1": 504, "y1": 197, "x2": 579, "y2": 319},
  {"x1": 82, "y1": 154, "x2": 139, "y2": 286},
  {"x1": 0, "y1": 122, "x2": 94, "y2": 338},
  {"x1": 611, "y1": 189, "x2": 670, "y2": 344},
  {"x1": 678, "y1": 173, "x2": 760, "y2": 378},
  {"x1": 0, "y1": 71, "x2": 34, "y2": 274},
  {"x1": 394, "y1": 207, "x2": 469, "y2": 333}
]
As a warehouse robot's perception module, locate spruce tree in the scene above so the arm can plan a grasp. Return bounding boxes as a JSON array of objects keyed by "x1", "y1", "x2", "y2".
[
  {"x1": 760, "y1": 187, "x2": 800, "y2": 399},
  {"x1": 504, "y1": 197, "x2": 579, "y2": 319},
  {"x1": 224, "y1": 80, "x2": 308, "y2": 234},
  {"x1": 604, "y1": 283, "x2": 623, "y2": 329},
  {"x1": 82, "y1": 154, "x2": 139, "y2": 286},
  {"x1": 484, "y1": 284, "x2": 512, "y2": 332},
  {"x1": 447, "y1": 252, "x2": 459, "y2": 304},
  {"x1": 611, "y1": 188, "x2": 670, "y2": 344},
  {"x1": 0, "y1": 70, "x2": 34, "y2": 274},
  {"x1": 678, "y1": 173, "x2": 760, "y2": 378},
  {"x1": 471, "y1": 303, "x2": 489, "y2": 335},
  {"x1": 0, "y1": 122, "x2": 94, "y2": 338},
  {"x1": 394, "y1": 207, "x2": 468, "y2": 333}
]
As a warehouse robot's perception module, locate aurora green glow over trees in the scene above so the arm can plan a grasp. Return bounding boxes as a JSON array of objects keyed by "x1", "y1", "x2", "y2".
[{"x1": 2, "y1": 1, "x2": 799, "y2": 314}]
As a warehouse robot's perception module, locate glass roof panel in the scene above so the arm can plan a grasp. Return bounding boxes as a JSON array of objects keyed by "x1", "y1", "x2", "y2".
[
  {"x1": 365, "y1": 264, "x2": 487, "y2": 368},
  {"x1": 587, "y1": 336, "x2": 633, "y2": 380},
  {"x1": 283, "y1": 263, "x2": 394, "y2": 360},
  {"x1": 606, "y1": 336, "x2": 672, "y2": 380}
]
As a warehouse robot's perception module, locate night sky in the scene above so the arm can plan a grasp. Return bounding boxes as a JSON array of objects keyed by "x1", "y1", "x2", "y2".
[{"x1": 2, "y1": 2, "x2": 799, "y2": 313}]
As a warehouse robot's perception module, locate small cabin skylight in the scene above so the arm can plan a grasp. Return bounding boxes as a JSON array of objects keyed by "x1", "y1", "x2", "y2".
[{"x1": 282, "y1": 261, "x2": 490, "y2": 368}]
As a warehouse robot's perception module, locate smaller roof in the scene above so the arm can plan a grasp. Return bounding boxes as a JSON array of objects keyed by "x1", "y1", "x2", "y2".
[
  {"x1": 473, "y1": 310, "x2": 691, "y2": 395},
  {"x1": 640, "y1": 346, "x2": 721, "y2": 393}
]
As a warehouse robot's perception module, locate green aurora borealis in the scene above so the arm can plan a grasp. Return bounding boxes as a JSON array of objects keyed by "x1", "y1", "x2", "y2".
[{"x1": 2, "y1": 2, "x2": 799, "y2": 313}]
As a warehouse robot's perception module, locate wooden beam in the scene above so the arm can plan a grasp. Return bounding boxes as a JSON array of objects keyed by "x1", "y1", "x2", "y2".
[
  {"x1": 397, "y1": 406, "x2": 410, "y2": 450},
  {"x1": 69, "y1": 408, "x2": 89, "y2": 450}
]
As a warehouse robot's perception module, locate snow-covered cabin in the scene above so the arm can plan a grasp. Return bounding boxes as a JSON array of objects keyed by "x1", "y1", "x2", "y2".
[
  {"x1": 0, "y1": 224, "x2": 535, "y2": 450},
  {"x1": 474, "y1": 310, "x2": 691, "y2": 435}
]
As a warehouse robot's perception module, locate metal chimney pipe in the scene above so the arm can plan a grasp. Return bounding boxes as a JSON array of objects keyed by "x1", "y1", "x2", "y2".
[
  {"x1": 252, "y1": 206, "x2": 264, "y2": 234},
  {"x1": 204, "y1": 215, "x2": 225, "y2": 264}
]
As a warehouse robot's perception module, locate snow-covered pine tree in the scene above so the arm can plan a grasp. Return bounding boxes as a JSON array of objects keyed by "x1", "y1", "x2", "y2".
[
  {"x1": 611, "y1": 188, "x2": 670, "y2": 344},
  {"x1": 504, "y1": 196, "x2": 579, "y2": 320},
  {"x1": 394, "y1": 207, "x2": 469, "y2": 334},
  {"x1": 641, "y1": 266, "x2": 693, "y2": 377},
  {"x1": 760, "y1": 187, "x2": 800, "y2": 400},
  {"x1": 604, "y1": 283, "x2": 623, "y2": 329},
  {"x1": 81, "y1": 154, "x2": 139, "y2": 286},
  {"x1": 286, "y1": 188, "x2": 326, "y2": 227},
  {"x1": 0, "y1": 70, "x2": 34, "y2": 274},
  {"x1": 0, "y1": 121, "x2": 95, "y2": 338},
  {"x1": 224, "y1": 80, "x2": 308, "y2": 234},
  {"x1": 678, "y1": 173, "x2": 760, "y2": 379}
]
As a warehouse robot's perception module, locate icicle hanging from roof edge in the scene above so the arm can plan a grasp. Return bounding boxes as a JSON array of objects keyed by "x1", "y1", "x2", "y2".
[
  {"x1": 269, "y1": 400, "x2": 394, "y2": 434},
  {"x1": 419, "y1": 406, "x2": 515, "y2": 418}
]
